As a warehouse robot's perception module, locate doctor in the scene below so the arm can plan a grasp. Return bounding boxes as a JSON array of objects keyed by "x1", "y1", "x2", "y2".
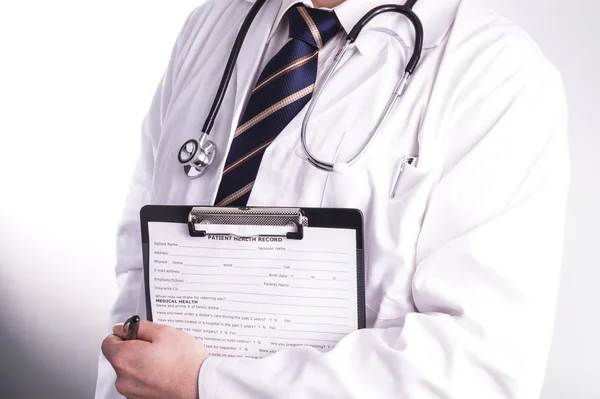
[{"x1": 97, "y1": 0, "x2": 570, "y2": 398}]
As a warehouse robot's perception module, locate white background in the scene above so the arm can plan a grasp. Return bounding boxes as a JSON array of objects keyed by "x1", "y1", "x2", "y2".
[{"x1": 0, "y1": 0, "x2": 597, "y2": 398}]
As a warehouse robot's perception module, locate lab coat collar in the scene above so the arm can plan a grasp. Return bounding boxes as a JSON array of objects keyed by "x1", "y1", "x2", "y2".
[{"x1": 242, "y1": 0, "x2": 458, "y2": 56}]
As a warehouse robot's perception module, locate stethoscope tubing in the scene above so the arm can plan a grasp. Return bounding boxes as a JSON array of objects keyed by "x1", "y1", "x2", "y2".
[
  {"x1": 201, "y1": 0, "x2": 269, "y2": 136},
  {"x1": 179, "y1": 0, "x2": 424, "y2": 178},
  {"x1": 301, "y1": 5, "x2": 424, "y2": 172}
]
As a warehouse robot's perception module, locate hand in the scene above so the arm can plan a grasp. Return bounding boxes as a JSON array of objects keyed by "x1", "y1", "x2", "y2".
[{"x1": 102, "y1": 321, "x2": 209, "y2": 399}]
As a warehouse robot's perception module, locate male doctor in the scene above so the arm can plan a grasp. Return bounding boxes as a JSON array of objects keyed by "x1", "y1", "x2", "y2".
[{"x1": 97, "y1": 0, "x2": 570, "y2": 398}]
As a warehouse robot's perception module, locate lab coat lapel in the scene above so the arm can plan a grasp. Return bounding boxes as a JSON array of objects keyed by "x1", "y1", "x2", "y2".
[
  {"x1": 288, "y1": 38, "x2": 390, "y2": 132},
  {"x1": 299, "y1": 0, "x2": 460, "y2": 128}
]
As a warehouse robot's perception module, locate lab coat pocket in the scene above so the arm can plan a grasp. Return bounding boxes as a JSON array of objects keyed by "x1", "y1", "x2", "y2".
[
  {"x1": 389, "y1": 163, "x2": 428, "y2": 201},
  {"x1": 373, "y1": 165, "x2": 435, "y2": 321},
  {"x1": 387, "y1": 163, "x2": 433, "y2": 243}
]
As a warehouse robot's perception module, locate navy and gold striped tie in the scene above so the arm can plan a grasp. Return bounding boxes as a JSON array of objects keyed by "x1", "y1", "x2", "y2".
[{"x1": 215, "y1": 4, "x2": 340, "y2": 206}]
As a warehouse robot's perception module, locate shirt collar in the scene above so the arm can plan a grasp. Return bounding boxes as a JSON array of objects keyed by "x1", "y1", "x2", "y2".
[{"x1": 243, "y1": 0, "x2": 459, "y2": 56}]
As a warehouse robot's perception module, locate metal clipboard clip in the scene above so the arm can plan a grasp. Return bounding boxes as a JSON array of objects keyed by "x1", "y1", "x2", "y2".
[{"x1": 188, "y1": 207, "x2": 308, "y2": 240}]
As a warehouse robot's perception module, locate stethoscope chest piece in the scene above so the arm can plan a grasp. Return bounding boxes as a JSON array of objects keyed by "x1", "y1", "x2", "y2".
[{"x1": 178, "y1": 134, "x2": 217, "y2": 179}]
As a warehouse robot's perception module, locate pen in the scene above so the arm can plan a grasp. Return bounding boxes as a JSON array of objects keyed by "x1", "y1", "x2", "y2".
[
  {"x1": 389, "y1": 156, "x2": 419, "y2": 199},
  {"x1": 123, "y1": 315, "x2": 140, "y2": 340}
]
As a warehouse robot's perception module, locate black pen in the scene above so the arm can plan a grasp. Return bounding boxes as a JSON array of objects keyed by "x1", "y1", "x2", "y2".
[{"x1": 123, "y1": 315, "x2": 141, "y2": 340}]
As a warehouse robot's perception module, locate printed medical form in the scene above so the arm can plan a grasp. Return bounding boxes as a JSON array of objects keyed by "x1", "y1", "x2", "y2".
[{"x1": 147, "y1": 222, "x2": 360, "y2": 359}]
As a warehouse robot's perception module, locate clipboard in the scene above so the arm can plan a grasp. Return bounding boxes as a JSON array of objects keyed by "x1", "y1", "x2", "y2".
[{"x1": 140, "y1": 206, "x2": 366, "y2": 356}]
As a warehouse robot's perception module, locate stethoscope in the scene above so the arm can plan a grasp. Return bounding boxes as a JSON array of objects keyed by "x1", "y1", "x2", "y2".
[{"x1": 178, "y1": 0, "x2": 423, "y2": 178}]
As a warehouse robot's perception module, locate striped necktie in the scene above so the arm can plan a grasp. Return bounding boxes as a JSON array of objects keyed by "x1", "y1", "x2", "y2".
[{"x1": 214, "y1": 3, "x2": 340, "y2": 206}]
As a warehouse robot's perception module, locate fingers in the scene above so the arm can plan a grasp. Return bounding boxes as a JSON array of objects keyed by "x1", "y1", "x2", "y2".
[
  {"x1": 113, "y1": 323, "x2": 127, "y2": 340},
  {"x1": 112, "y1": 320, "x2": 164, "y2": 343},
  {"x1": 101, "y1": 334, "x2": 123, "y2": 362},
  {"x1": 135, "y1": 321, "x2": 162, "y2": 342},
  {"x1": 102, "y1": 333, "x2": 151, "y2": 371},
  {"x1": 102, "y1": 336, "x2": 153, "y2": 399}
]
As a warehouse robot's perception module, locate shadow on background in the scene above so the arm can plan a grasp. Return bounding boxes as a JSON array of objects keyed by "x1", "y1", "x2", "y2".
[
  {"x1": 0, "y1": 330, "x2": 85, "y2": 398},
  {"x1": 0, "y1": 271, "x2": 101, "y2": 399}
]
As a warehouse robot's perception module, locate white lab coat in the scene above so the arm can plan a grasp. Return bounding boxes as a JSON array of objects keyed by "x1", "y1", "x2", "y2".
[{"x1": 95, "y1": 0, "x2": 570, "y2": 398}]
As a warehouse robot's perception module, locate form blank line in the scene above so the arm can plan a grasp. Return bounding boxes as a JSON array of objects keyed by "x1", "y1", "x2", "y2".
[
  {"x1": 234, "y1": 266, "x2": 279, "y2": 270},
  {"x1": 185, "y1": 282, "x2": 263, "y2": 287},
  {"x1": 173, "y1": 255, "x2": 206, "y2": 258},
  {"x1": 295, "y1": 322, "x2": 349, "y2": 327},
  {"x1": 173, "y1": 255, "x2": 347, "y2": 264},
  {"x1": 184, "y1": 264, "x2": 220, "y2": 268},
  {"x1": 293, "y1": 269, "x2": 349, "y2": 273},
  {"x1": 228, "y1": 300, "x2": 347, "y2": 309},
  {"x1": 237, "y1": 335, "x2": 338, "y2": 343},
  {"x1": 291, "y1": 287, "x2": 347, "y2": 291},
  {"x1": 221, "y1": 309, "x2": 348, "y2": 319},
  {"x1": 279, "y1": 329, "x2": 346, "y2": 335},
  {"x1": 288, "y1": 249, "x2": 349, "y2": 255},
  {"x1": 179, "y1": 290, "x2": 347, "y2": 300},
  {"x1": 181, "y1": 273, "x2": 264, "y2": 277},
  {"x1": 179, "y1": 246, "x2": 257, "y2": 251}
]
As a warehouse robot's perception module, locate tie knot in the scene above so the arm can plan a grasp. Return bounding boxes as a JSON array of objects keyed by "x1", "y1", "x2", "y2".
[{"x1": 288, "y1": 4, "x2": 340, "y2": 50}]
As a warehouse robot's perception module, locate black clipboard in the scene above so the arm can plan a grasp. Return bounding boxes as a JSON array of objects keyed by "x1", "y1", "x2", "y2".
[{"x1": 140, "y1": 205, "x2": 366, "y2": 331}]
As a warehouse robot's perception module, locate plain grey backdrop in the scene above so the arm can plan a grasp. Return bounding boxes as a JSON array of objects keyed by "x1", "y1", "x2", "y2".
[{"x1": 0, "y1": 0, "x2": 598, "y2": 398}]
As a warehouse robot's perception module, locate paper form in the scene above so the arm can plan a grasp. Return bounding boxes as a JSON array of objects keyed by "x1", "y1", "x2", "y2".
[{"x1": 147, "y1": 222, "x2": 359, "y2": 359}]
